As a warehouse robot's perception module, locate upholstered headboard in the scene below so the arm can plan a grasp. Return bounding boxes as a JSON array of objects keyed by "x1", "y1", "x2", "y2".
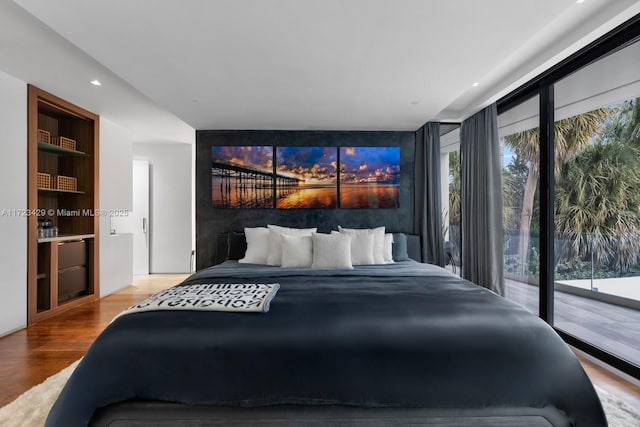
[
  {"x1": 196, "y1": 130, "x2": 416, "y2": 269},
  {"x1": 214, "y1": 232, "x2": 422, "y2": 265},
  {"x1": 405, "y1": 234, "x2": 421, "y2": 262}
]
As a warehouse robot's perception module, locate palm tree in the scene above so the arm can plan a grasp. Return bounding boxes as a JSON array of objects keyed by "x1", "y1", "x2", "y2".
[
  {"x1": 601, "y1": 99, "x2": 640, "y2": 148},
  {"x1": 448, "y1": 151, "x2": 461, "y2": 227},
  {"x1": 448, "y1": 151, "x2": 461, "y2": 262},
  {"x1": 503, "y1": 108, "x2": 611, "y2": 274},
  {"x1": 502, "y1": 153, "x2": 528, "y2": 232},
  {"x1": 555, "y1": 140, "x2": 640, "y2": 272}
]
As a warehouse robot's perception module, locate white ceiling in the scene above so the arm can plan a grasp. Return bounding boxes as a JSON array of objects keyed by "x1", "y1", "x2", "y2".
[
  {"x1": 0, "y1": 0, "x2": 194, "y2": 144},
  {"x1": 4, "y1": 0, "x2": 640, "y2": 137}
]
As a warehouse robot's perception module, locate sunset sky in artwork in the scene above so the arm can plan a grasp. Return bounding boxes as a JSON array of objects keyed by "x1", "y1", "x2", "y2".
[
  {"x1": 212, "y1": 146, "x2": 400, "y2": 186},
  {"x1": 276, "y1": 147, "x2": 337, "y2": 185},
  {"x1": 339, "y1": 147, "x2": 400, "y2": 184},
  {"x1": 211, "y1": 146, "x2": 273, "y2": 173}
]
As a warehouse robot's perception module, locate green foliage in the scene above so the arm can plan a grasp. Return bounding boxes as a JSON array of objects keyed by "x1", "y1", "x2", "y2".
[
  {"x1": 502, "y1": 107, "x2": 612, "y2": 276},
  {"x1": 555, "y1": 139, "x2": 640, "y2": 272},
  {"x1": 502, "y1": 98, "x2": 640, "y2": 277},
  {"x1": 527, "y1": 246, "x2": 540, "y2": 276},
  {"x1": 502, "y1": 154, "x2": 528, "y2": 231},
  {"x1": 503, "y1": 240, "x2": 540, "y2": 276},
  {"x1": 555, "y1": 259, "x2": 594, "y2": 280},
  {"x1": 555, "y1": 261, "x2": 640, "y2": 281},
  {"x1": 503, "y1": 108, "x2": 611, "y2": 174},
  {"x1": 600, "y1": 99, "x2": 640, "y2": 148},
  {"x1": 448, "y1": 151, "x2": 461, "y2": 226}
]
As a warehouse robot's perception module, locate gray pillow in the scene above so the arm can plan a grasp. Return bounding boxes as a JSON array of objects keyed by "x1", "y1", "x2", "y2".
[{"x1": 392, "y1": 233, "x2": 410, "y2": 261}]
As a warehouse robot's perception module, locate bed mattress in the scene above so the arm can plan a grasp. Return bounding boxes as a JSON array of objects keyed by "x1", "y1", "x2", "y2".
[{"x1": 45, "y1": 261, "x2": 606, "y2": 426}]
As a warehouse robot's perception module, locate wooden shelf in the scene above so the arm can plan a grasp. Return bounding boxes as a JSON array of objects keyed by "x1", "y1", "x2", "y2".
[
  {"x1": 38, "y1": 188, "x2": 85, "y2": 195},
  {"x1": 38, "y1": 234, "x2": 95, "y2": 243},
  {"x1": 28, "y1": 85, "x2": 100, "y2": 326},
  {"x1": 37, "y1": 141, "x2": 88, "y2": 157}
]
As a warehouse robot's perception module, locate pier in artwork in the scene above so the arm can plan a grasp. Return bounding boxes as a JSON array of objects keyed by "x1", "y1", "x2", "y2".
[{"x1": 212, "y1": 161, "x2": 302, "y2": 208}]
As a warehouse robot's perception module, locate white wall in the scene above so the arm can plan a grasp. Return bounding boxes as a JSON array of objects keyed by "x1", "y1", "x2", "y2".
[
  {"x1": 0, "y1": 71, "x2": 27, "y2": 336},
  {"x1": 133, "y1": 143, "x2": 193, "y2": 273},
  {"x1": 99, "y1": 118, "x2": 134, "y2": 296},
  {"x1": 0, "y1": 99, "x2": 136, "y2": 335}
]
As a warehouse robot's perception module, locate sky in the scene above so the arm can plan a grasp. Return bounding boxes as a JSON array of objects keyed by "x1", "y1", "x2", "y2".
[
  {"x1": 212, "y1": 146, "x2": 273, "y2": 173},
  {"x1": 502, "y1": 143, "x2": 514, "y2": 168},
  {"x1": 340, "y1": 146, "x2": 400, "y2": 184},
  {"x1": 276, "y1": 147, "x2": 337, "y2": 185}
]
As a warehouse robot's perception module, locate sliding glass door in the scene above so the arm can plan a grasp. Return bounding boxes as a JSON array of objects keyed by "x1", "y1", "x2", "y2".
[
  {"x1": 553, "y1": 39, "x2": 640, "y2": 367},
  {"x1": 498, "y1": 97, "x2": 541, "y2": 315},
  {"x1": 496, "y1": 16, "x2": 639, "y2": 377}
]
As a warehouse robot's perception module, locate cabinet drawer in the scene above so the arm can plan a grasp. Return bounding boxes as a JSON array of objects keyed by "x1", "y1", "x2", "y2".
[
  {"x1": 58, "y1": 240, "x2": 87, "y2": 270},
  {"x1": 58, "y1": 266, "x2": 88, "y2": 302}
]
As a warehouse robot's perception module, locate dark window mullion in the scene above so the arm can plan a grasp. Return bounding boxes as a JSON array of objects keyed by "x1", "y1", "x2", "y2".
[{"x1": 539, "y1": 83, "x2": 554, "y2": 325}]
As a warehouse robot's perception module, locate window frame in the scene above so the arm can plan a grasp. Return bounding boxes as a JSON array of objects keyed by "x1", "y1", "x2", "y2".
[{"x1": 496, "y1": 14, "x2": 640, "y2": 379}]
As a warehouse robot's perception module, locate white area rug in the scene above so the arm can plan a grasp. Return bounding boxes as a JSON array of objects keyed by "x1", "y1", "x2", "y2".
[
  {"x1": 0, "y1": 360, "x2": 638, "y2": 427},
  {"x1": 596, "y1": 386, "x2": 640, "y2": 427},
  {"x1": 0, "y1": 360, "x2": 80, "y2": 427}
]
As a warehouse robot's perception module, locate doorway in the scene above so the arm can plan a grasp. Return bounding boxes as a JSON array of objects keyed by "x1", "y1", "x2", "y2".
[{"x1": 112, "y1": 160, "x2": 150, "y2": 274}]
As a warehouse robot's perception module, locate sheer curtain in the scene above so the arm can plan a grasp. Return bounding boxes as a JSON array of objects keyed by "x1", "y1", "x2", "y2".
[
  {"x1": 414, "y1": 122, "x2": 445, "y2": 266},
  {"x1": 460, "y1": 104, "x2": 504, "y2": 295}
]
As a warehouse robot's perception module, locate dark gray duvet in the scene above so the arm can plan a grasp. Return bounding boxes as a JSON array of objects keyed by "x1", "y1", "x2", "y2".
[{"x1": 45, "y1": 261, "x2": 606, "y2": 426}]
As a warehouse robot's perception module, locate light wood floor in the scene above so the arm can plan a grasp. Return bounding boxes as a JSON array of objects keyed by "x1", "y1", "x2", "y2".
[
  {"x1": 0, "y1": 274, "x2": 638, "y2": 411},
  {"x1": 0, "y1": 274, "x2": 187, "y2": 408}
]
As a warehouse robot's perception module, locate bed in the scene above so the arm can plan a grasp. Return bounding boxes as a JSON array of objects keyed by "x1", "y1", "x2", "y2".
[{"x1": 45, "y1": 233, "x2": 606, "y2": 427}]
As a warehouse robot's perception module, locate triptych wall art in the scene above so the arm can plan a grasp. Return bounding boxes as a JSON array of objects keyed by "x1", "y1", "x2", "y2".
[{"x1": 211, "y1": 146, "x2": 400, "y2": 209}]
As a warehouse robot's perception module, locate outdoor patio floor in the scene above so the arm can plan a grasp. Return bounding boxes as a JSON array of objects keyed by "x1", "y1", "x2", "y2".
[{"x1": 504, "y1": 277, "x2": 640, "y2": 367}]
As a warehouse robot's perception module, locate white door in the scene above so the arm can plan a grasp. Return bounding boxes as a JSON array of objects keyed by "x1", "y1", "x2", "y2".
[{"x1": 112, "y1": 160, "x2": 150, "y2": 274}]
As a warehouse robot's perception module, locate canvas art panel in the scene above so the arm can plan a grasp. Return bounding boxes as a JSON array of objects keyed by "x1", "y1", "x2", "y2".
[
  {"x1": 276, "y1": 147, "x2": 338, "y2": 208},
  {"x1": 211, "y1": 145, "x2": 399, "y2": 209},
  {"x1": 339, "y1": 146, "x2": 400, "y2": 208},
  {"x1": 211, "y1": 146, "x2": 274, "y2": 208}
]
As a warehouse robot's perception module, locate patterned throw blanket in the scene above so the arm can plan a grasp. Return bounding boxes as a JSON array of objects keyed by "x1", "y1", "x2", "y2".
[{"x1": 117, "y1": 283, "x2": 280, "y2": 318}]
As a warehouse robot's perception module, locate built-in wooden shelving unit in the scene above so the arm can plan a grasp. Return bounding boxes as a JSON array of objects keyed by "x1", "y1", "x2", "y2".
[{"x1": 27, "y1": 85, "x2": 100, "y2": 325}]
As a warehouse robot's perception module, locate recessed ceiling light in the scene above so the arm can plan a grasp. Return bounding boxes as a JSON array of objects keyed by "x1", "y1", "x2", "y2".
[
  {"x1": 576, "y1": 0, "x2": 585, "y2": 3},
  {"x1": 90, "y1": 80, "x2": 102, "y2": 86},
  {"x1": 472, "y1": 82, "x2": 479, "y2": 87}
]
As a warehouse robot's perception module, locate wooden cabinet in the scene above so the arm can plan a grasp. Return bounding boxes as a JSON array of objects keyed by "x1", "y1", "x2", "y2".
[{"x1": 27, "y1": 85, "x2": 100, "y2": 324}]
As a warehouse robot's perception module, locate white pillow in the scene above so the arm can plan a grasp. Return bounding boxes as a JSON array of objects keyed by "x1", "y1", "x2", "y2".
[
  {"x1": 266, "y1": 225, "x2": 317, "y2": 266},
  {"x1": 383, "y1": 233, "x2": 394, "y2": 264},
  {"x1": 338, "y1": 226, "x2": 386, "y2": 264},
  {"x1": 370, "y1": 226, "x2": 386, "y2": 264},
  {"x1": 311, "y1": 232, "x2": 353, "y2": 269},
  {"x1": 338, "y1": 226, "x2": 384, "y2": 265},
  {"x1": 238, "y1": 227, "x2": 269, "y2": 264},
  {"x1": 280, "y1": 234, "x2": 313, "y2": 268}
]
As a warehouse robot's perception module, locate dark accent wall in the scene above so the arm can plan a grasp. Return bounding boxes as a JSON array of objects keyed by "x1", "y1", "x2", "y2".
[{"x1": 196, "y1": 130, "x2": 415, "y2": 269}]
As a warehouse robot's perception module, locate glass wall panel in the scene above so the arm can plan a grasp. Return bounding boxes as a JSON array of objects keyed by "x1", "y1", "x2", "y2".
[
  {"x1": 498, "y1": 95, "x2": 540, "y2": 315},
  {"x1": 440, "y1": 125, "x2": 461, "y2": 275},
  {"x1": 553, "y1": 40, "x2": 640, "y2": 366},
  {"x1": 447, "y1": 150, "x2": 461, "y2": 274}
]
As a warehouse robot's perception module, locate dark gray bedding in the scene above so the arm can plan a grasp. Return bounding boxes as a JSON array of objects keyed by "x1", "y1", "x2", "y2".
[{"x1": 46, "y1": 261, "x2": 606, "y2": 427}]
